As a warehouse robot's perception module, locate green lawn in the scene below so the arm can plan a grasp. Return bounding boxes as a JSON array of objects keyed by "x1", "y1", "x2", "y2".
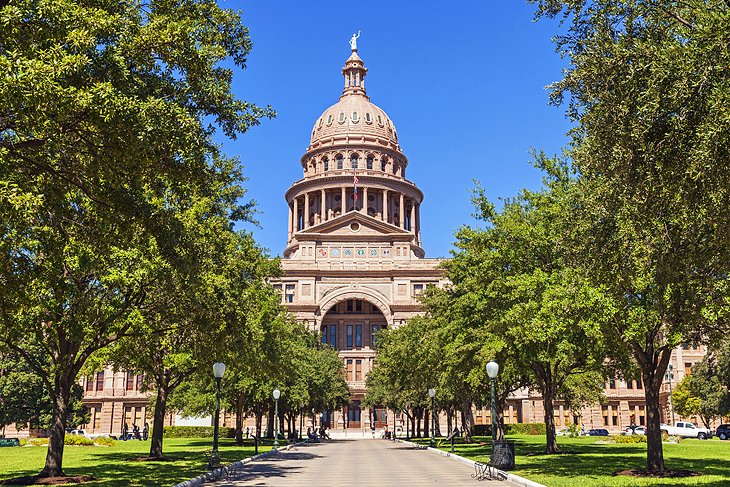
[
  {"x1": 0, "y1": 437, "x2": 276, "y2": 486},
  {"x1": 414, "y1": 435, "x2": 730, "y2": 486}
]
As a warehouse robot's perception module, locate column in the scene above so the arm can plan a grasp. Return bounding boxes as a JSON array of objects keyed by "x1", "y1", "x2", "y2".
[
  {"x1": 293, "y1": 197, "x2": 299, "y2": 232},
  {"x1": 382, "y1": 189, "x2": 389, "y2": 223},
  {"x1": 320, "y1": 189, "x2": 326, "y2": 222},
  {"x1": 399, "y1": 193, "x2": 405, "y2": 229},
  {"x1": 416, "y1": 202, "x2": 421, "y2": 244},
  {"x1": 410, "y1": 200, "x2": 416, "y2": 234},
  {"x1": 304, "y1": 192, "x2": 310, "y2": 229},
  {"x1": 361, "y1": 187, "x2": 368, "y2": 215},
  {"x1": 341, "y1": 186, "x2": 346, "y2": 214},
  {"x1": 287, "y1": 202, "x2": 293, "y2": 241}
]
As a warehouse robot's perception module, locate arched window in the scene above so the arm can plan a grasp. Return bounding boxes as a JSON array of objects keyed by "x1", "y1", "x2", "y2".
[
  {"x1": 381, "y1": 157, "x2": 388, "y2": 172},
  {"x1": 338, "y1": 112, "x2": 346, "y2": 124},
  {"x1": 336, "y1": 154, "x2": 344, "y2": 170},
  {"x1": 351, "y1": 111, "x2": 359, "y2": 123},
  {"x1": 323, "y1": 157, "x2": 329, "y2": 172},
  {"x1": 326, "y1": 114, "x2": 333, "y2": 126},
  {"x1": 351, "y1": 154, "x2": 359, "y2": 169},
  {"x1": 365, "y1": 112, "x2": 372, "y2": 124},
  {"x1": 366, "y1": 155, "x2": 374, "y2": 170}
]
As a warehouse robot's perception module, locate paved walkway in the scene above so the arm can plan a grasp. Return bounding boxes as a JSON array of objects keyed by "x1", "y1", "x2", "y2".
[{"x1": 214, "y1": 439, "x2": 514, "y2": 486}]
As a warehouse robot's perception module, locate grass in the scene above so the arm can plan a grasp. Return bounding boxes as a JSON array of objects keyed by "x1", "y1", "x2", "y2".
[
  {"x1": 0, "y1": 437, "x2": 277, "y2": 486},
  {"x1": 412, "y1": 434, "x2": 730, "y2": 486}
]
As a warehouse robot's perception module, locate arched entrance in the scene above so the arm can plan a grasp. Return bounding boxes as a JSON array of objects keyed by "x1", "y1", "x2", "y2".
[{"x1": 319, "y1": 297, "x2": 389, "y2": 431}]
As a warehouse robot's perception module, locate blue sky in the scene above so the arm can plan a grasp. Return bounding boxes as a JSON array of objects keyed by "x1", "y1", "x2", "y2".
[{"x1": 222, "y1": 0, "x2": 572, "y2": 258}]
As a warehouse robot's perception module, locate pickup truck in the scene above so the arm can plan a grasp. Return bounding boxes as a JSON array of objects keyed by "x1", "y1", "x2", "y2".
[{"x1": 660, "y1": 422, "x2": 711, "y2": 439}]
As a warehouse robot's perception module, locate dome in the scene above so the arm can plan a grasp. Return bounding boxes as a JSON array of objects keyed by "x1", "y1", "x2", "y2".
[
  {"x1": 308, "y1": 49, "x2": 400, "y2": 150},
  {"x1": 310, "y1": 95, "x2": 399, "y2": 148}
]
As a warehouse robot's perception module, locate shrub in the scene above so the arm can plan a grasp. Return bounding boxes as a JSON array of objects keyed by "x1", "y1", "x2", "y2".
[
  {"x1": 612, "y1": 434, "x2": 647, "y2": 443},
  {"x1": 163, "y1": 426, "x2": 236, "y2": 438},
  {"x1": 26, "y1": 438, "x2": 49, "y2": 446},
  {"x1": 65, "y1": 435, "x2": 94, "y2": 446},
  {"x1": 504, "y1": 423, "x2": 547, "y2": 435},
  {"x1": 565, "y1": 423, "x2": 581, "y2": 438},
  {"x1": 94, "y1": 436, "x2": 116, "y2": 446}
]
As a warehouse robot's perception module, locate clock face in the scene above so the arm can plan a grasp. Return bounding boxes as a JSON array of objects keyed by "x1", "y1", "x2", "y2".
[{"x1": 370, "y1": 248, "x2": 378, "y2": 256}]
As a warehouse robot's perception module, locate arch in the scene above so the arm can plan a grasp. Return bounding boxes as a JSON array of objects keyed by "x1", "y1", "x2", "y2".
[{"x1": 318, "y1": 289, "x2": 392, "y2": 325}]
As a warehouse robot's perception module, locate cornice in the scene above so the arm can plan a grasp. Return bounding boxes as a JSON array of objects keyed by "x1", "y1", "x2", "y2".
[{"x1": 285, "y1": 174, "x2": 424, "y2": 202}]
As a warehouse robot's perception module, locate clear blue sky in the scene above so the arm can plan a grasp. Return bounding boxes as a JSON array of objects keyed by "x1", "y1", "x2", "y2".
[{"x1": 221, "y1": 0, "x2": 572, "y2": 258}]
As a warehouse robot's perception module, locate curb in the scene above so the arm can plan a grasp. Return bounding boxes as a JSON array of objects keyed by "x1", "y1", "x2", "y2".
[
  {"x1": 171, "y1": 442, "x2": 305, "y2": 487},
  {"x1": 396, "y1": 439, "x2": 546, "y2": 487}
]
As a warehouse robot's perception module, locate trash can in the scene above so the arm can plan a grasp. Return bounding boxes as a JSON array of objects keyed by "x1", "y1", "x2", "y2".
[{"x1": 491, "y1": 441, "x2": 515, "y2": 470}]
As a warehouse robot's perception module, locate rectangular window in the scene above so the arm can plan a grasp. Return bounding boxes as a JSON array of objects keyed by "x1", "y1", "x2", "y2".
[
  {"x1": 336, "y1": 157, "x2": 343, "y2": 169},
  {"x1": 329, "y1": 324, "x2": 337, "y2": 348},
  {"x1": 86, "y1": 376, "x2": 94, "y2": 392},
  {"x1": 347, "y1": 325, "x2": 353, "y2": 348},
  {"x1": 285, "y1": 284, "x2": 295, "y2": 303},
  {"x1": 324, "y1": 161, "x2": 329, "y2": 171},
  {"x1": 381, "y1": 160, "x2": 386, "y2": 171},
  {"x1": 321, "y1": 325, "x2": 328, "y2": 344},
  {"x1": 367, "y1": 157, "x2": 373, "y2": 170},
  {"x1": 413, "y1": 284, "x2": 424, "y2": 297},
  {"x1": 96, "y1": 371, "x2": 105, "y2": 391},
  {"x1": 136, "y1": 374, "x2": 143, "y2": 391},
  {"x1": 126, "y1": 371, "x2": 135, "y2": 391},
  {"x1": 609, "y1": 375, "x2": 616, "y2": 389},
  {"x1": 627, "y1": 380, "x2": 633, "y2": 389},
  {"x1": 636, "y1": 378, "x2": 643, "y2": 389},
  {"x1": 685, "y1": 362, "x2": 692, "y2": 375},
  {"x1": 355, "y1": 360, "x2": 362, "y2": 381},
  {"x1": 355, "y1": 324, "x2": 362, "y2": 348},
  {"x1": 355, "y1": 300, "x2": 362, "y2": 312},
  {"x1": 347, "y1": 359, "x2": 354, "y2": 382},
  {"x1": 347, "y1": 300, "x2": 354, "y2": 312},
  {"x1": 351, "y1": 156, "x2": 358, "y2": 169},
  {"x1": 92, "y1": 406, "x2": 102, "y2": 430},
  {"x1": 348, "y1": 400, "x2": 361, "y2": 422}
]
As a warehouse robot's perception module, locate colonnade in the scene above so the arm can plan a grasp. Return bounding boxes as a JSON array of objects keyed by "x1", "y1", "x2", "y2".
[{"x1": 287, "y1": 186, "x2": 420, "y2": 241}]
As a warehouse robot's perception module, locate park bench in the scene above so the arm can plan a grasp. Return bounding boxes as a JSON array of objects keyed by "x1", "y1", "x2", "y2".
[
  {"x1": 0, "y1": 438, "x2": 20, "y2": 447},
  {"x1": 471, "y1": 443, "x2": 512, "y2": 481},
  {"x1": 203, "y1": 449, "x2": 222, "y2": 470}
]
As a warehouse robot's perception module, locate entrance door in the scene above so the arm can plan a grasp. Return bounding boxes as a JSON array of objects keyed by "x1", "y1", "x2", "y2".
[{"x1": 347, "y1": 400, "x2": 362, "y2": 428}]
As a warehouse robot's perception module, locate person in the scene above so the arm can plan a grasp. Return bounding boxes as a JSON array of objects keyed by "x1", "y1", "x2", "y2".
[
  {"x1": 245, "y1": 426, "x2": 250, "y2": 439},
  {"x1": 133, "y1": 423, "x2": 141, "y2": 440},
  {"x1": 122, "y1": 423, "x2": 128, "y2": 441},
  {"x1": 142, "y1": 422, "x2": 149, "y2": 441},
  {"x1": 323, "y1": 425, "x2": 330, "y2": 440},
  {"x1": 306, "y1": 427, "x2": 318, "y2": 443},
  {"x1": 371, "y1": 423, "x2": 376, "y2": 438},
  {"x1": 349, "y1": 30, "x2": 361, "y2": 51}
]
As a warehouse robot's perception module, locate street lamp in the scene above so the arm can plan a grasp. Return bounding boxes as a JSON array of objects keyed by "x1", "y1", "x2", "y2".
[
  {"x1": 272, "y1": 388, "x2": 281, "y2": 449},
  {"x1": 428, "y1": 388, "x2": 436, "y2": 447},
  {"x1": 405, "y1": 401, "x2": 411, "y2": 441},
  {"x1": 486, "y1": 360, "x2": 499, "y2": 449},
  {"x1": 211, "y1": 362, "x2": 226, "y2": 468},
  {"x1": 665, "y1": 364, "x2": 675, "y2": 426}
]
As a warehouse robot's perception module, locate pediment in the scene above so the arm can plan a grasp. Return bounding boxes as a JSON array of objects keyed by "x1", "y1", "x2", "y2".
[{"x1": 297, "y1": 211, "x2": 410, "y2": 238}]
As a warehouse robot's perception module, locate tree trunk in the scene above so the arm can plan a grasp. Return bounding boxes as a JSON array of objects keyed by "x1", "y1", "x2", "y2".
[
  {"x1": 462, "y1": 401, "x2": 474, "y2": 443},
  {"x1": 149, "y1": 379, "x2": 169, "y2": 459},
  {"x1": 255, "y1": 411, "x2": 263, "y2": 439},
  {"x1": 496, "y1": 400, "x2": 506, "y2": 441},
  {"x1": 423, "y1": 408, "x2": 429, "y2": 437},
  {"x1": 235, "y1": 395, "x2": 245, "y2": 446},
  {"x1": 40, "y1": 377, "x2": 71, "y2": 477},
  {"x1": 542, "y1": 389, "x2": 559, "y2": 454},
  {"x1": 416, "y1": 409, "x2": 422, "y2": 437},
  {"x1": 644, "y1": 365, "x2": 666, "y2": 472},
  {"x1": 266, "y1": 408, "x2": 274, "y2": 438},
  {"x1": 447, "y1": 409, "x2": 453, "y2": 436}
]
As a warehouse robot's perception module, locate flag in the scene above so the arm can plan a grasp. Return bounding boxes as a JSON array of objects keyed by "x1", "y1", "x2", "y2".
[{"x1": 353, "y1": 170, "x2": 359, "y2": 202}]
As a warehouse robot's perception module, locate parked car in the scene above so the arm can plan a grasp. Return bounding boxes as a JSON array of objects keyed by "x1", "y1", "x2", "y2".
[
  {"x1": 716, "y1": 424, "x2": 730, "y2": 441},
  {"x1": 622, "y1": 425, "x2": 646, "y2": 435},
  {"x1": 588, "y1": 429, "x2": 609, "y2": 436},
  {"x1": 634, "y1": 426, "x2": 646, "y2": 435},
  {"x1": 660, "y1": 422, "x2": 711, "y2": 440},
  {"x1": 556, "y1": 428, "x2": 569, "y2": 436}
]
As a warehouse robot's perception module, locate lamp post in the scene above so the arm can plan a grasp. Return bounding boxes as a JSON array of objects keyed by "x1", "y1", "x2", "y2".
[
  {"x1": 211, "y1": 362, "x2": 226, "y2": 467},
  {"x1": 405, "y1": 401, "x2": 411, "y2": 441},
  {"x1": 486, "y1": 360, "x2": 499, "y2": 450},
  {"x1": 665, "y1": 364, "x2": 675, "y2": 426},
  {"x1": 272, "y1": 388, "x2": 281, "y2": 449},
  {"x1": 299, "y1": 402, "x2": 304, "y2": 442},
  {"x1": 428, "y1": 388, "x2": 436, "y2": 447}
]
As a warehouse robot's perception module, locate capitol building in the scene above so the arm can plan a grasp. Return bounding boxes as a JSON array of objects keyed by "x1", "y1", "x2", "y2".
[{"x1": 70, "y1": 41, "x2": 706, "y2": 438}]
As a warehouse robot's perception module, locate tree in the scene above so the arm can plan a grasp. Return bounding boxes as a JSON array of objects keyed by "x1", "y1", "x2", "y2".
[
  {"x1": 672, "y1": 356, "x2": 730, "y2": 428},
  {"x1": 0, "y1": 0, "x2": 272, "y2": 477},
  {"x1": 533, "y1": 0, "x2": 730, "y2": 472},
  {"x1": 443, "y1": 171, "x2": 609, "y2": 453}
]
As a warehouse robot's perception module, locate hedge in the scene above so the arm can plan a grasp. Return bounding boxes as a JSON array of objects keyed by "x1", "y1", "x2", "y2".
[
  {"x1": 472, "y1": 423, "x2": 547, "y2": 436},
  {"x1": 163, "y1": 426, "x2": 236, "y2": 438}
]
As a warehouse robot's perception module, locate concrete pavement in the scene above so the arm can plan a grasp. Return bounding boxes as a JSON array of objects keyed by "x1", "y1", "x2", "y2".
[{"x1": 213, "y1": 439, "x2": 515, "y2": 486}]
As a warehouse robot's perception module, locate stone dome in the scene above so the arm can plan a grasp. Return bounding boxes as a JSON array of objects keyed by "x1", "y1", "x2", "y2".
[
  {"x1": 310, "y1": 95, "x2": 399, "y2": 147},
  {"x1": 308, "y1": 50, "x2": 400, "y2": 150}
]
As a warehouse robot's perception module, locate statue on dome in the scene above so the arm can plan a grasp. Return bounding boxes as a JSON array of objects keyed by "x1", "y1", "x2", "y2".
[{"x1": 349, "y1": 31, "x2": 361, "y2": 51}]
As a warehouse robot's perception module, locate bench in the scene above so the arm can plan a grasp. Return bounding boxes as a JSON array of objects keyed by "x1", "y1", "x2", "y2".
[
  {"x1": 0, "y1": 438, "x2": 20, "y2": 447},
  {"x1": 471, "y1": 462, "x2": 507, "y2": 481},
  {"x1": 203, "y1": 449, "x2": 222, "y2": 470}
]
